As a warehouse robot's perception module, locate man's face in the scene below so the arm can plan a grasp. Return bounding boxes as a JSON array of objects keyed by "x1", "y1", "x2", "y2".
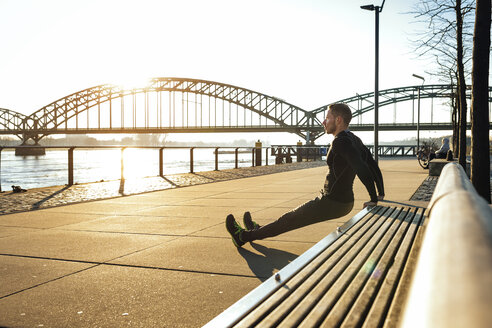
[{"x1": 322, "y1": 109, "x2": 337, "y2": 135}]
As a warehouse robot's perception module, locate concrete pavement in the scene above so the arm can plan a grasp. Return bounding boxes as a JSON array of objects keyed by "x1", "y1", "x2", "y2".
[{"x1": 0, "y1": 158, "x2": 428, "y2": 327}]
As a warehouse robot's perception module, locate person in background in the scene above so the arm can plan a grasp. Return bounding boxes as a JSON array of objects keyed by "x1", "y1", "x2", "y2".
[{"x1": 430, "y1": 137, "x2": 450, "y2": 160}]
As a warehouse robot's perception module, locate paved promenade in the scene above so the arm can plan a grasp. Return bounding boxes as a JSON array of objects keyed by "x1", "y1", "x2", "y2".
[{"x1": 0, "y1": 158, "x2": 429, "y2": 327}]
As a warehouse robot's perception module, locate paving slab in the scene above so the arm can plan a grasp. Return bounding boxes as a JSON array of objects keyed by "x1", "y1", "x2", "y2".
[
  {"x1": 0, "y1": 230, "x2": 172, "y2": 262},
  {"x1": 178, "y1": 197, "x2": 288, "y2": 208},
  {"x1": 0, "y1": 255, "x2": 93, "y2": 298},
  {"x1": 0, "y1": 226, "x2": 40, "y2": 238},
  {"x1": 206, "y1": 191, "x2": 312, "y2": 200},
  {"x1": 0, "y1": 265, "x2": 260, "y2": 328},
  {"x1": 59, "y1": 215, "x2": 224, "y2": 236},
  {"x1": 96, "y1": 195, "x2": 192, "y2": 205},
  {"x1": 44, "y1": 202, "x2": 159, "y2": 215},
  {"x1": 0, "y1": 210, "x2": 104, "y2": 229},
  {"x1": 109, "y1": 236, "x2": 313, "y2": 279},
  {"x1": 136, "y1": 204, "x2": 265, "y2": 219}
]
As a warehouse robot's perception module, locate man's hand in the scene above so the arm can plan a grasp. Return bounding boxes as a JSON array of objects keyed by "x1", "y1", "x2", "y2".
[
  {"x1": 377, "y1": 195, "x2": 385, "y2": 201},
  {"x1": 363, "y1": 201, "x2": 377, "y2": 208}
]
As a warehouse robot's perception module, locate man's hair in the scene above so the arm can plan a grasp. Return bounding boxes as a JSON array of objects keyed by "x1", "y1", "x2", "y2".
[{"x1": 329, "y1": 103, "x2": 352, "y2": 125}]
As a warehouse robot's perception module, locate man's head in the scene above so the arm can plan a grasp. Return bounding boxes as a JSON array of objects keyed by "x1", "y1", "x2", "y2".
[{"x1": 323, "y1": 103, "x2": 352, "y2": 135}]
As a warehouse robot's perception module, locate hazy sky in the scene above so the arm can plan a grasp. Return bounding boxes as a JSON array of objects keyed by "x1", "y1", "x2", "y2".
[{"x1": 0, "y1": 0, "x2": 447, "y2": 144}]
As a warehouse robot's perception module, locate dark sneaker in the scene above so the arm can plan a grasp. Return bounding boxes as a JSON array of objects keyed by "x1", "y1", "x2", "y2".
[
  {"x1": 243, "y1": 211, "x2": 260, "y2": 231},
  {"x1": 226, "y1": 214, "x2": 245, "y2": 247}
]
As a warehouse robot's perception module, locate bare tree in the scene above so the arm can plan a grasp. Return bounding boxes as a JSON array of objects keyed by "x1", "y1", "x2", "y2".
[
  {"x1": 470, "y1": 0, "x2": 491, "y2": 202},
  {"x1": 408, "y1": 0, "x2": 475, "y2": 166}
]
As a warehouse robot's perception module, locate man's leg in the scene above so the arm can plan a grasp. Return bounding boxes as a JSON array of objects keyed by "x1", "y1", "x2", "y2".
[{"x1": 240, "y1": 196, "x2": 353, "y2": 242}]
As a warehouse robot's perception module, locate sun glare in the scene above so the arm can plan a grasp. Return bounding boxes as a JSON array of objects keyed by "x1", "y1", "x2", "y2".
[{"x1": 114, "y1": 75, "x2": 153, "y2": 90}]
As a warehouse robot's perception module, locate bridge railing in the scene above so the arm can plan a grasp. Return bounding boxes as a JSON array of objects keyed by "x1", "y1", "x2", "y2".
[
  {"x1": 0, "y1": 145, "x2": 324, "y2": 192},
  {"x1": 367, "y1": 144, "x2": 417, "y2": 157}
]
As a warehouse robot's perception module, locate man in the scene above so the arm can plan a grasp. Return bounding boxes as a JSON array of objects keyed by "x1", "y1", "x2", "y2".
[
  {"x1": 429, "y1": 137, "x2": 450, "y2": 160},
  {"x1": 225, "y1": 103, "x2": 385, "y2": 247}
]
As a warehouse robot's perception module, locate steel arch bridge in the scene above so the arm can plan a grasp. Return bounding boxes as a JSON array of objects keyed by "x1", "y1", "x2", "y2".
[
  {"x1": 13, "y1": 77, "x2": 314, "y2": 144},
  {"x1": 0, "y1": 78, "x2": 490, "y2": 144},
  {"x1": 307, "y1": 84, "x2": 492, "y2": 141},
  {"x1": 0, "y1": 108, "x2": 28, "y2": 140}
]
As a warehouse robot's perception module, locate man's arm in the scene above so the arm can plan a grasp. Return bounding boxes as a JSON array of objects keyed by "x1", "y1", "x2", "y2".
[
  {"x1": 334, "y1": 137, "x2": 378, "y2": 204},
  {"x1": 365, "y1": 149, "x2": 385, "y2": 198}
]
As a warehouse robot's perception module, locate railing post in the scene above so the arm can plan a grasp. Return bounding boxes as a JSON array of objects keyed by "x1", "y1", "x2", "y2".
[
  {"x1": 255, "y1": 140, "x2": 262, "y2": 166},
  {"x1": 0, "y1": 148, "x2": 2, "y2": 192},
  {"x1": 215, "y1": 148, "x2": 219, "y2": 171},
  {"x1": 159, "y1": 148, "x2": 164, "y2": 177},
  {"x1": 190, "y1": 147, "x2": 194, "y2": 173},
  {"x1": 121, "y1": 147, "x2": 125, "y2": 181},
  {"x1": 235, "y1": 148, "x2": 239, "y2": 169},
  {"x1": 68, "y1": 147, "x2": 74, "y2": 186},
  {"x1": 251, "y1": 148, "x2": 255, "y2": 167},
  {"x1": 265, "y1": 147, "x2": 268, "y2": 166}
]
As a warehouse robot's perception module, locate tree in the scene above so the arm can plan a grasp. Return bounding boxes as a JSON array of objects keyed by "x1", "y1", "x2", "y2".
[
  {"x1": 470, "y1": 0, "x2": 491, "y2": 202},
  {"x1": 409, "y1": 0, "x2": 475, "y2": 165}
]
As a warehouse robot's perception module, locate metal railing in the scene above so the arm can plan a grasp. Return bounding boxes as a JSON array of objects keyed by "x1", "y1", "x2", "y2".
[{"x1": 0, "y1": 145, "x2": 324, "y2": 192}]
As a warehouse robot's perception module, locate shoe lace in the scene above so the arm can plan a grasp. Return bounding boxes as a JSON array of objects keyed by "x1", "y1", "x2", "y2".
[{"x1": 233, "y1": 221, "x2": 243, "y2": 235}]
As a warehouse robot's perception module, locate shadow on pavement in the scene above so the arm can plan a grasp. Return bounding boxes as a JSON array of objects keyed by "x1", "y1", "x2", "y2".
[
  {"x1": 30, "y1": 185, "x2": 71, "y2": 210},
  {"x1": 238, "y1": 242, "x2": 298, "y2": 282}
]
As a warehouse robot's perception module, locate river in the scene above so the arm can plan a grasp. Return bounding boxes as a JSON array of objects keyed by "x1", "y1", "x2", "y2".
[{"x1": 1, "y1": 148, "x2": 262, "y2": 190}]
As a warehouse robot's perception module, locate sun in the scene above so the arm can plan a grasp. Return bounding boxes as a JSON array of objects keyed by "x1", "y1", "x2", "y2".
[{"x1": 113, "y1": 75, "x2": 153, "y2": 90}]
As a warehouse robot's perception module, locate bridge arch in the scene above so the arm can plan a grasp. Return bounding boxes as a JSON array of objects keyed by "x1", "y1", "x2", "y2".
[
  {"x1": 0, "y1": 108, "x2": 28, "y2": 141},
  {"x1": 22, "y1": 77, "x2": 315, "y2": 143},
  {"x1": 3, "y1": 81, "x2": 491, "y2": 144},
  {"x1": 307, "y1": 84, "x2": 492, "y2": 141}
]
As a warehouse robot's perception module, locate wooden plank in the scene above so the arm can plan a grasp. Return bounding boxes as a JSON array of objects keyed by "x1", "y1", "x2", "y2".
[
  {"x1": 401, "y1": 191, "x2": 492, "y2": 328},
  {"x1": 339, "y1": 207, "x2": 420, "y2": 327},
  {"x1": 277, "y1": 207, "x2": 396, "y2": 327},
  {"x1": 361, "y1": 207, "x2": 424, "y2": 328},
  {"x1": 322, "y1": 207, "x2": 412, "y2": 327},
  {"x1": 296, "y1": 207, "x2": 402, "y2": 327},
  {"x1": 234, "y1": 208, "x2": 379, "y2": 328},
  {"x1": 383, "y1": 208, "x2": 428, "y2": 327}
]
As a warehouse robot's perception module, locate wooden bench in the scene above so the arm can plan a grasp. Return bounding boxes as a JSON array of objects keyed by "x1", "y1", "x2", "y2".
[
  {"x1": 400, "y1": 163, "x2": 492, "y2": 327},
  {"x1": 205, "y1": 163, "x2": 492, "y2": 327},
  {"x1": 428, "y1": 158, "x2": 469, "y2": 176},
  {"x1": 204, "y1": 205, "x2": 427, "y2": 327}
]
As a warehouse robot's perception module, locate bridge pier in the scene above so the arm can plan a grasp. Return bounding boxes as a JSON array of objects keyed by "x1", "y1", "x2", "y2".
[{"x1": 15, "y1": 146, "x2": 46, "y2": 156}]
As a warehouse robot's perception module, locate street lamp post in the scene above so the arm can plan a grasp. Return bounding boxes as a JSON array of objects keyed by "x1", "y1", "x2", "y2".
[
  {"x1": 361, "y1": 0, "x2": 385, "y2": 163},
  {"x1": 412, "y1": 74, "x2": 425, "y2": 152}
]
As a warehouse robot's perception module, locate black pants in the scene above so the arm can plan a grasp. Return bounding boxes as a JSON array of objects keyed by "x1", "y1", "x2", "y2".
[{"x1": 241, "y1": 195, "x2": 354, "y2": 242}]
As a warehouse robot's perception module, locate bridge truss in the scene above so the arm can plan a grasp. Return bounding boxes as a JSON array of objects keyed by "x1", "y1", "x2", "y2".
[
  {"x1": 0, "y1": 78, "x2": 490, "y2": 144},
  {"x1": 13, "y1": 78, "x2": 316, "y2": 144}
]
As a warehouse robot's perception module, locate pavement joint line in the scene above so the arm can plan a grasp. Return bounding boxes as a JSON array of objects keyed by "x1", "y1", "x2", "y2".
[
  {"x1": 47, "y1": 227, "x2": 318, "y2": 245},
  {"x1": 0, "y1": 262, "x2": 101, "y2": 300},
  {"x1": 0, "y1": 253, "x2": 263, "y2": 296}
]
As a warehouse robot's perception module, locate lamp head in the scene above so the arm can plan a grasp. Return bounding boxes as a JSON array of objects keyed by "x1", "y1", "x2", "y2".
[{"x1": 361, "y1": 4, "x2": 375, "y2": 10}]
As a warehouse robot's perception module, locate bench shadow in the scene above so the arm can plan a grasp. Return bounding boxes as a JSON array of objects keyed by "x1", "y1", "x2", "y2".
[{"x1": 237, "y1": 242, "x2": 298, "y2": 282}]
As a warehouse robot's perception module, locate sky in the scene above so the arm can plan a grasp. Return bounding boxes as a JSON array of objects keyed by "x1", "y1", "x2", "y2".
[{"x1": 0, "y1": 0, "x2": 456, "y2": 145}]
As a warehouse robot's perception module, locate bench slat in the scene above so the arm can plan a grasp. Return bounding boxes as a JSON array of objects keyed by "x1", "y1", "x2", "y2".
[
  {"x1": 342, "y1": 207, "x2": 423, "y2": 327},
  {"x1": 294, "y1": 207, "x2": 399, "y2": 327},
  {"x1": 234, "y1": 208, "x2": 379, "y2": 328},
  {"x1": 278, "y1": 207, "x2": 395, "y2": 327},
  {"x1": 382, "y1": 207, "x2": 427, "y2": 328},
  {"x1": 323, "y1": 207, "x2": 412, "y2": 327},
  {"x1": 361, "y1": 207, "x2": 425, "y2": 328}
]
